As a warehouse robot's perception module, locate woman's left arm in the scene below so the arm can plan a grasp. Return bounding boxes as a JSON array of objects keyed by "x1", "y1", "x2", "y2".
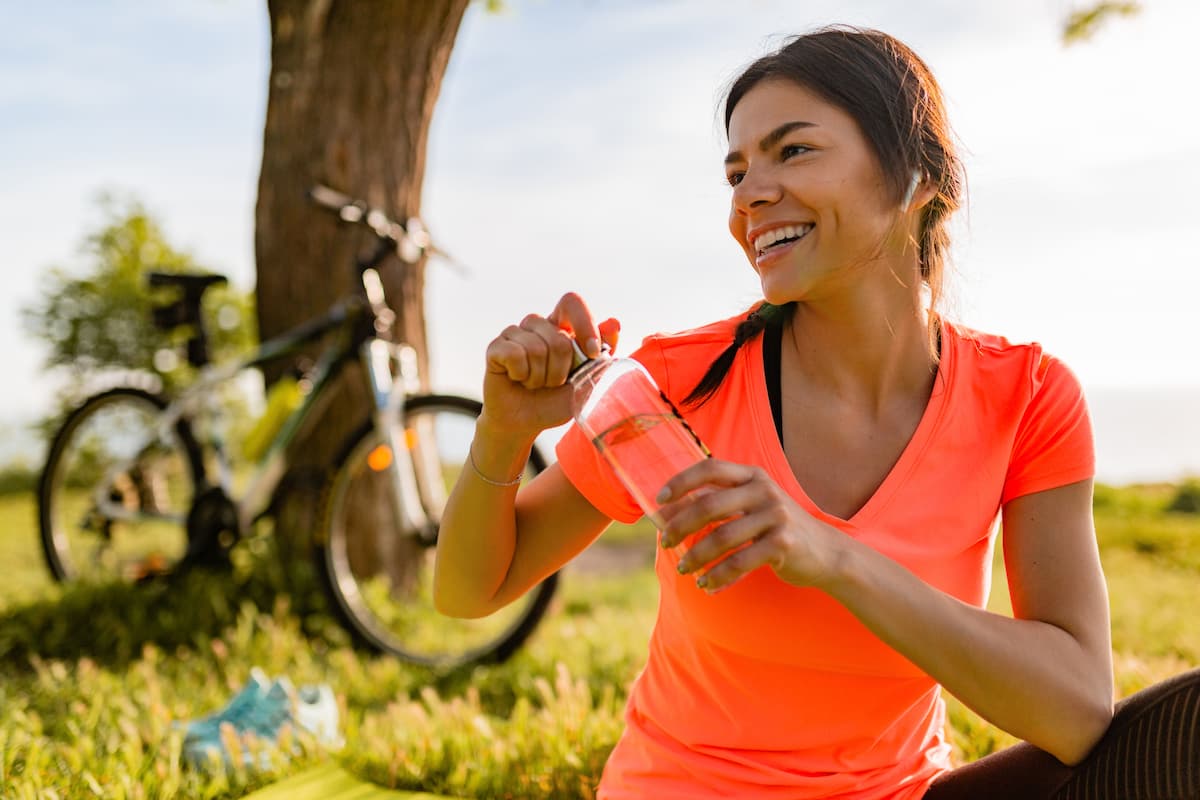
[{"x1": 664, "y1": 469, "x2": 1113, "y2": 765}]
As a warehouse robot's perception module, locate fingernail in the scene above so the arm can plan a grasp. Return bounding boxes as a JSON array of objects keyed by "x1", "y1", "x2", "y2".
[
  {"x1": 585, "y1": 337, "x2": 601, "y2": 358},
  {"x1": 659, "y1": 533, "x2": 672, "y2": 549},
  {"x1": 656, "y1": 486, "x2": 671, "y2": 504},
  {"x1": 676, "y1": 560, "x2": 689, "y2": 575},
  {"x1": 695, "y1": 575, "x2": 708, "y2": 589}
]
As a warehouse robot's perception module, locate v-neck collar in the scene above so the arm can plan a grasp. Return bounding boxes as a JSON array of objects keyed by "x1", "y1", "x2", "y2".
[{"x1": 746, "y1": 319, "x2": 956, "y2": 528}]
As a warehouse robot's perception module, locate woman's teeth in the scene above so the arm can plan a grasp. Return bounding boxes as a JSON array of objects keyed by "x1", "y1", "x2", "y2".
[{"x1": 754, "y1": 224, "x2": 813, "y2": 255}]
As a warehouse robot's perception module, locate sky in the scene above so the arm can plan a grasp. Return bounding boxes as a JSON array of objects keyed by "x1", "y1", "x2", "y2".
[{"x1": 2, "y1": 0, "x2": 1199, "y2": 482}]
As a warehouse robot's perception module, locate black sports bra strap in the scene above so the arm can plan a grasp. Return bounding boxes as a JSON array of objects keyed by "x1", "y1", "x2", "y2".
[
  {"x1": 761, "y1": 320, "x2": 942, "y2": 451},
  {"x1": 763, "y1": 322, "x2": 784, "y2": 445}
]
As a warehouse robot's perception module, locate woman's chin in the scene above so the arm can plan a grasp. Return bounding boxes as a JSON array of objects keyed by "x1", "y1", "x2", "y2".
[{"x1": 760, "y1": 282, "x2": 805, "y2": 306}]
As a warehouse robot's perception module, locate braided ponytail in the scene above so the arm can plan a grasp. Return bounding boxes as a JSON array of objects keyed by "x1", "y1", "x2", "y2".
[{"x1": 683, "y1": 301, "x2": 795, "y2": 408}]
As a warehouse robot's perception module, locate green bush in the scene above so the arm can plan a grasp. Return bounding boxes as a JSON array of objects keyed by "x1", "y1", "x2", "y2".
[
  {"x1": 1166, "y1": 478, "x2": 1200, "y2": 514},
  {"x1": 0, "y1": 461, "x2": 37, "y2": 496},
  {"x1": 1092, "y1": 482, "x2": 1119, "y2": 511}
]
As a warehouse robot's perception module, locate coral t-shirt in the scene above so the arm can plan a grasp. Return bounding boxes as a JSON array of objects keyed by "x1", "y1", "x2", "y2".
[{"x1": 555, "y1": 313, "x2": 1095, "y2": 800}]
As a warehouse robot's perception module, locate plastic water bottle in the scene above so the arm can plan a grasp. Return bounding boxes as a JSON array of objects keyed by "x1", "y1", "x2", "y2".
[
  {"x1": 568, "y1": 340, "x2": 711, "y2": 560},
  {"x1": 241, "y1": 375, "x2": 304, "y2": 462}
]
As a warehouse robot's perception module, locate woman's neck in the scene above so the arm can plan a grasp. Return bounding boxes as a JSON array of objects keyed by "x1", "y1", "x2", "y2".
[{"x1": 784, "y1": 286, "x2": 936, "y2": 417}]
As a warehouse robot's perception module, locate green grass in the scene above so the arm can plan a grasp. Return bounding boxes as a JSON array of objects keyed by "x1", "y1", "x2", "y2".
[
  {"x1": 1, "y1": 484, "x2": 1198, "y2": 797},
  {"x1": 0, "y1": 493, "x2": 53, "y2": 609}
]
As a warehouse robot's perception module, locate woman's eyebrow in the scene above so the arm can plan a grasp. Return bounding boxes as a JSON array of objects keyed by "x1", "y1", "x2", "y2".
[{"x1": 724, "y1": 120, "x2": 818, "y2": 165}]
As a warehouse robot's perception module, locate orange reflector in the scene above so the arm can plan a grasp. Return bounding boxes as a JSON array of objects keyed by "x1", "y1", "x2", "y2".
[
  {"x1": 404, "y1": 428, "x2": 418, "y2": 450},
  {"x1": 367, "y1": 444, "x2": 394, "y2": 472}
]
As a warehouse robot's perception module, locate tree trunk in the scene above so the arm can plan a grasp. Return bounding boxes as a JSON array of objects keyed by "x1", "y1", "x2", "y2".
[{"x1": 255, "y1": 0, "x2": 470, "y2": 580}]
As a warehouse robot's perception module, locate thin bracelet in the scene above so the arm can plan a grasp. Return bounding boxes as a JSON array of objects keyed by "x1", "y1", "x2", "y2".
[{"x1": 468, "y1": 446, "x2": 523, "y2": 487}]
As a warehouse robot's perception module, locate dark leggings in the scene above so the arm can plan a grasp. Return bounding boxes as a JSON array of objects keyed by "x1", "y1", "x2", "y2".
[{"x1": 924, "y1": 668, "x2": 1200, "y2": 799}]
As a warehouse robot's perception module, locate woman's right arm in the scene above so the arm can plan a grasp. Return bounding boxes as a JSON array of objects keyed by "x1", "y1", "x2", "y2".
[{"x1": 432, "y1": 293, "x2": 620, "y2": 618}]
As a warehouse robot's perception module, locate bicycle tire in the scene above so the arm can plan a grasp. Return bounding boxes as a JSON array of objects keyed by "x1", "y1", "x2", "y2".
[
  {"x1": 315, "y1": 394, "x2": 557, "y2": 668},
  {"x1": 38, "y1": 387, "x2": 204, "y2": 583}
]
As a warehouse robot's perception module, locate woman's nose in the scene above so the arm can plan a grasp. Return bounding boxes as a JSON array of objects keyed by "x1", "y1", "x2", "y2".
[{"x1": 732, "y1": 169, "x2": 782, "y2": 214}]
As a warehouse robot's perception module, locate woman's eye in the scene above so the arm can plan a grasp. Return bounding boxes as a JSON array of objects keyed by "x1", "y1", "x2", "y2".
[
  {"x1": 781, "y1": 143, "x2": 810, "y2": 159},
  {"x1": 726, "y1": 171, "x2": 745, "y2": 187}
]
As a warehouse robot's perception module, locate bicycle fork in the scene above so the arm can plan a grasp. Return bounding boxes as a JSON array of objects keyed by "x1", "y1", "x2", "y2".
[{"x1": 363, "y1": 340, "x2": 445, "y2": 543}]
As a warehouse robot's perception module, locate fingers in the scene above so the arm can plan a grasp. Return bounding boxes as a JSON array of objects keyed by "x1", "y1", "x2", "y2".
[
  {"x1": 486, "y1": 315, "x2": 576, "y2": 390},
  {"x1": 656, "y1": 463, "x2": 797, "y2": 593},
  {"x1": 658, "y1": 478, "x2": 761, "y2": 550},
  {"x1": 656, "y1": 459, "x2": 762, "y2": 508},
  {"x1": 487, "y1": 293, "x2": 618, "y2": 391},
  {"x1": 675, "y1": 507, "x2": 784, "y2": 577},
  {"x1": 485, "y1": 333, "x2": 532, "y2": 381},
  {"x1": 547, "y1": 292, "x2": 602, "y2": 358},
  {"x1": 688, "y1": 526, "x2": 786, "y2": 594},
  {"x1": 598, "y1": 317, "x2": 621, "y2": 355}
]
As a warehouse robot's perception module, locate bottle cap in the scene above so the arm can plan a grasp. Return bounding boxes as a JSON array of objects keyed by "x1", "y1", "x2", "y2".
[{"x1": 568, "y1": 337, "x2": 611, "y2": 377}]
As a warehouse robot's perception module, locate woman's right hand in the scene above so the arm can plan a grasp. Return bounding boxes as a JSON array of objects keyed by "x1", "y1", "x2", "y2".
[{"x1": 478, "y1": 292, "x2": 620, "y2": 440}]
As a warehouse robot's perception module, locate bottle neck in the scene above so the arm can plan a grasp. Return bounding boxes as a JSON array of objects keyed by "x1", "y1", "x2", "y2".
[{"x1": 568, "y1": 338, "x2": 613, "y2": 384}]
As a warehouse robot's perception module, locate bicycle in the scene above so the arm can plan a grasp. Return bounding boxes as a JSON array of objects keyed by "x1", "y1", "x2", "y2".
[{"x1": 36, "y1": 185, "x2": 557, "y2": 668}]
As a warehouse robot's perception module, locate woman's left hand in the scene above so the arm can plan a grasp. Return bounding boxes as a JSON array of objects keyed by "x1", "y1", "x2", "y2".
[{"x1": 657, "y1": 458, "x2": 848, "y2": 594}]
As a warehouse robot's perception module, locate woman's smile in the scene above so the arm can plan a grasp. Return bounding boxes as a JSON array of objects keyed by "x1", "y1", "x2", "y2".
[{"x1": 752, "y1": 222, "x2": 815, "y2": 270}]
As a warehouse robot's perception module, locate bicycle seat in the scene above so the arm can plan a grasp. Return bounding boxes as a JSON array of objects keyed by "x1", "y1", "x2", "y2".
[
  {"x1": 146, "y1": 272, "x2": 228, "y2": 368},
  {"x1": 146, "y1": 271, "x2": 228, "y2": 294}
]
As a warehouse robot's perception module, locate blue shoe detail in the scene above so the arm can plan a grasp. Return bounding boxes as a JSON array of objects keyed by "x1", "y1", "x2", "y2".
[
  {"x1": 179, "y1": 667, "x2": 270, "y2": 741},
  {"x1": 180, "y1": 669, "x2": 341, "y2": 771}
]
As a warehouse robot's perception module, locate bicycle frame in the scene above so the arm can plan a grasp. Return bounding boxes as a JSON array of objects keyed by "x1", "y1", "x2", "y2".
[
  {"x1": 93, "y1": 269, "x2": 439, "y2": 546},
  {"x1": 38, "y1": 185, "x2": 565, "y2": 666}
]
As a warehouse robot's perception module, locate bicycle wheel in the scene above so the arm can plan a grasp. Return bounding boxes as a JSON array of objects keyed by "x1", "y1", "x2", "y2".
[
  {"x1": 316, "y1": 394, "x2": 556, "y2": 668},
  {"x1": 38, "y1": 387, "x2": 204, "y2": 583}
]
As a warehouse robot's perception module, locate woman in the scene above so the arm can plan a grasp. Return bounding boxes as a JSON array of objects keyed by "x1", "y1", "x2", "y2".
[{"x1": 434, "y1": 26, "x2": 1199, "y2": 799}]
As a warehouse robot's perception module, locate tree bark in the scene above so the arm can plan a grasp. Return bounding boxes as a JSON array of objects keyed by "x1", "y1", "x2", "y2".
[{"x1": 255, "y1": 0, "x2": 470, "y2": 575}]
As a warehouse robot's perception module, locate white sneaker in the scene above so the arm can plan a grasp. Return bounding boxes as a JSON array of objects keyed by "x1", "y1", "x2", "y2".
[{"x1": 287, "y1": 678, "x2": 344, "y2": 749}]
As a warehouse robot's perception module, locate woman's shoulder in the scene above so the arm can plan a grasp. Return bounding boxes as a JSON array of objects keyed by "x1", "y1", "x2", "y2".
[
  {"x1": 944, "y1": 319, "x2": 1084, "y2": 399},
  {"x1": 944, "y1": 321, "x2": 1096, "y2": 501},
  {"x1": 948, "y1": 319, "x2": 1048, "y2": 365}
]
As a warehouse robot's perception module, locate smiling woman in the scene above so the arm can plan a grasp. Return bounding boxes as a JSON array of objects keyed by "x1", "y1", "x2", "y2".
[{"x1": 432, "y1": 24, "x2": 1200, "y2": 800}]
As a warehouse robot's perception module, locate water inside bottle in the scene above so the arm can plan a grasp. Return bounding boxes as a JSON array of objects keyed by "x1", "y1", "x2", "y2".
[{"x1": 591, "y1": 411, "x2": 710, "y2": 561}]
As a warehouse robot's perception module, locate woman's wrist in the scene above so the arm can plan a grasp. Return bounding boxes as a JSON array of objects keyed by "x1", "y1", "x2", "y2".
[
  {"x1": 473, "y1": 412, "x2": 538, "y2": 449},
  {"x1": 816, "y1": 528, "x2": 870, "y2": 599},
  {"x1": 469, "y1": 417, "x2": 537, "y2": 485}
]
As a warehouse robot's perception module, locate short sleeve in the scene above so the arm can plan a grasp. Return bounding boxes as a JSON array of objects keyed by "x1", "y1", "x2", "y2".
[
  {"x1": 554, "y1": 337, "x2": 672, "y2": 524},
  {"x1": 556, "y1": 424, "x2": 643, "y2": 523},
  {"x1": 1001, "y1": 354, "x2": 1095, "y2": 505}
]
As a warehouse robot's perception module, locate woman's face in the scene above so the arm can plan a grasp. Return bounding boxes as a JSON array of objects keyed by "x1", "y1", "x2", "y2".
[{"x1": 725, "y1": 79, "x2": 904, "y2": 304}]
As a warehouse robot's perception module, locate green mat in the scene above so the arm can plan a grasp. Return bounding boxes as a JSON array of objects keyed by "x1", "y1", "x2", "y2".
[{"x1": 243, "y1": 763, "x2": 456, "y2": 800}]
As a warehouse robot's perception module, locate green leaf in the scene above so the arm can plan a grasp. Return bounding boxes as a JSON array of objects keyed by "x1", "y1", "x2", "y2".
[{"x1": 1062, "y1": 1, "x2": 1142, "y2": 45}]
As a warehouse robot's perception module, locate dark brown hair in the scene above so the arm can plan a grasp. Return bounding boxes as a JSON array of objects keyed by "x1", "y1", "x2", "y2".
[{"x1": 684, "y1": 25, "x2": 964, "y2": 407}]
